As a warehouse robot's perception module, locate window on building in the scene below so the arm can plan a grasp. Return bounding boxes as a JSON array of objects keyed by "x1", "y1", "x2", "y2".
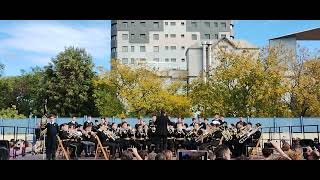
[
  {"x1": 165, "y1": 34, "x2": 169, "y2": 38},
  {"x1": 131, "y1": 46, "x2": 135, "y2": 52},
  {"x1": 181, "y1": 58, "x2": 185, "y2": 62},
  {"x1": 131, "y1": 22, "x2": 135, "y2": 25},
  {"x1": 140, "y1": 21, "x2": 146, "y2": 26},
  {"x1": 221, "y1": 34, "x2": 226, "y2": 38},
  {"x1": 221, "y1": 22, "x2": 226, "y2": 28},
  {"x1": 131, "y1": 34, "x2": 135, "y2": 38},
  {"x1": 153, "y1": 34, "x2": 159, "y2": 40},
  {"x1": 170, "y1": 34, "x2": 176, "y2": 38},
  {"x1": 214, "y1": 22, "x2": 218, "y2": 27},
  {"x1": 205, "y1": 34, "x2": 210, "y2": 39},
  {"x1": 181, "y1": 46, "x2": 185, "y2": 50},
  {"x1": 140, "y1": 34, "x2": 146, "y2": 39},
  {"x1": 170, "y1": 46, "x2": 176, "y2": 50},
  {"x1": 181, "y1": 22, "x2": 185, "y2": 25},
  {"x1": 111, "y1": 35, "x2": 116, "y2": 40},
  {"x1": 140, "y1": 58, "x2": 146, "y2": 62},
  {"x1": 153, "y1": 46, "x2": 159, "y2": 52},
  {"x1": 165, "y1": 22, "x2": 168, "y2": 25},
  {"x1": 215, "y1": 34, "x2": 218, "y2": 39},
  {"x1": 122, "y1": 58, "x2": 128, "y2": 64},
  {"x1": 171, "y1": 58, "x2": 176, "y2": 62},
  {"x1": 140, "y1": 46, "x2": 146, "y2": 52},
  {"x1": 181, "y1": 34, "x2": 185, "y2": 38},
  {"x1": 111, "y1": 47, "x2": 116, "y2": 53},
  {"x1": 122, "y1": 46, "x2": 128, "y2": 52},
  {"x1": 192, "y1": 34, "x2": 197, "y2": 40},
  {"x1": 170, "y1": 22, "x2": 176, "y2": 26},
  {"x1": 131, "y1": 58, "x2": 135, "y2": 64},
  {"x1": 204, "y1": 22, "x2": 210, "y2": 27},
  {"x1": 165, "y1": 46, "x2": 169, "y2": 50},
  {"x1": 122, "y1": 34, "x2": 128, "y2": 40},
  {"x1": 191, "y1": 21, "x2": 197, "y2": 28},
  {"x1": 153, "y1": 58, "x2": 159, "y2": 62},
  {"x1": 165, "y1": 58, "x2": 169, "y2": 62},
  {"x1": 153, "y1": 22, "x2": 160, "y2": 28},
  {"x1": 122, "y1": 22, "x2": 128, "y2": 28}
]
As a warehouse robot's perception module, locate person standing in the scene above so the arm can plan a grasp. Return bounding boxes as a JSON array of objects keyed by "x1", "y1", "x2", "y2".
[
  {"x1": 154, "y1": 110, "x2": 174, "y2": 153},
  {"x1": 45, "y1": 114, "x2": 59, "y2": 160}
]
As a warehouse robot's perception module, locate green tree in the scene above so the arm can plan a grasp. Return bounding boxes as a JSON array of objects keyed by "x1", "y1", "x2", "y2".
[
  {"x1": 43, "y1": 47, "x2": 98, "y2": 117},
  {"x1": 0, "y1": 105, "x2": 26, "y2": 118}
]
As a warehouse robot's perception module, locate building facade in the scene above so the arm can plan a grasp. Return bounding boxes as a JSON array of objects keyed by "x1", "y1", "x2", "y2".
[
  {"x1": 111, "y1": 20, "x2": 234, "y2": 71},
  {"x1": 186, "y1": 38, "x2": 259, "y2": 82}
]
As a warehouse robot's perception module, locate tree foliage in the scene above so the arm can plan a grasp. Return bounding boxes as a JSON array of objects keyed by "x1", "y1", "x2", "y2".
[
  {"x1": 0, "y1": 105, "x2": 26, "y2": 119},
  {"x1": 189, "y1": 47, "x2": 291, "y2": 117},
  {"x1": 42, "y1": 47, "x2": 98, "y2": 117},
  {"x1": 94, "y1": 60, "x2": 192, "y2": 118}
]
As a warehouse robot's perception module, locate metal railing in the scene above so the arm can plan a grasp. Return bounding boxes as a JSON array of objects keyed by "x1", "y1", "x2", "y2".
[
  {"x1": 0, "y1": 125, "x2": 36, "y2": 144},
  {"x1": 260, "y1": 125, "x2": 320, "y2": 147}
]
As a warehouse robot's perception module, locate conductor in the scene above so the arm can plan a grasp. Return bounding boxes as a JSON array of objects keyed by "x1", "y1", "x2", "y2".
[
  {"x1": 45, "y1": 114, "x2": 59, "y2": 160},
  {"x1": 154, "y1": 110, "x2": 174, "y2": 152}
]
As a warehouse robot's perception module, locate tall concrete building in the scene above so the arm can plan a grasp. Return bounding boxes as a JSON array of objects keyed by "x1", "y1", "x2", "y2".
[{"x1": 111, "y1": 20, "x2": 234, "y2": 71}]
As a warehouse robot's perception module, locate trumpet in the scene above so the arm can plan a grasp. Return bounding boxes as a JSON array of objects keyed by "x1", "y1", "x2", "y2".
[{"x1": 103, "y1": 130, "x2": 116, "y2": 141}]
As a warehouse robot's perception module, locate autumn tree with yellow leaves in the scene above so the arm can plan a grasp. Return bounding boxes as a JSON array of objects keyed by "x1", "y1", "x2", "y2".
[{"x1": 93, "y1": 59, "x2": 192, "y2": 118}]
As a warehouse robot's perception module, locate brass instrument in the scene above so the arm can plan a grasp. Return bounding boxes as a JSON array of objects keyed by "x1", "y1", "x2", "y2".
[
  {"x1": 238, "y1": 125, "x2": 261, "y2": 144},
  {"x1": 194, "y1": 128, "x2": 216, "y2": 143},
  {"x1": 103, "y1": 129, "x2": 116, "y2": 141},
  {"x1": 220, "y1": 126, "x2": 233, "y2": 141},
  {"x1": 67, "y1": 130, "x2": 82, "y2": 140},
  {"x1": 40, "y1": 128, "x2": 47, "y2": 136},
  {"x1": 236, "y1": 127, "x2": 247, "y2": 139}
]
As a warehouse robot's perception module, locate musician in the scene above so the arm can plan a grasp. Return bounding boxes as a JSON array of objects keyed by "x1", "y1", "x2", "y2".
[
  {"x1": 154, "y1": 110, "x2": 175, "y2": 152},
  {"x1": 67, "y1": 116, "x2": 79, "y2": 127},
  {"x1": 84, "y1": 116, "x2": 94, "y2": 129},
  {"x1": 119, "y1": 122, "x2": 134, "y2": 151},
  {"x1": 181, "y1": 117, "x2": 188, "y2": 129},
  {"x1": 186, "y1": 123, "x2": 202, "y2": 150},
  {"x1": 59, "y1": 124, "x2": 80, "y2": 159},
  {"x1": 200, "y1": 118, "x2": 209, "y2": 130},
  {"x1": 167, "y1": 125, "x2": 175, "y2": 151},
  {"x1": 174, "y1": 123, "x2": 187, "y2": 150},
  {"x1": 245, "y1": 123, "x2": 262, "y2": 148},
  {"x1": 81, "y1": 124, "x2": 96, "y2": 157},
  {"x1": 146, "y1": 123, "x2": 157, "y2": 152},
  {"x1": 44, "y1": 114, "x2": 59, "y2": 160},
  {"x1": 232, "y1": 121, "x2": 247, "y2": 157},
  {"x1": 189, "y1": 118, "x2": 197, "y2": 127},
  {"x1": 135, "y1": 118, "x2": 143, "y2": 129},
  {"x1": 96, "y1": 124, "x2": 119, "y2": 159},
  {"x1": 134, "y1": 124, "x2": 147, "y2": 150},
  {"x1": 199, "y1": 121, "x2": 222, "y2": 150},
  {"x1": 67, "y1": 124, "x2": 83, "y2": 158}
]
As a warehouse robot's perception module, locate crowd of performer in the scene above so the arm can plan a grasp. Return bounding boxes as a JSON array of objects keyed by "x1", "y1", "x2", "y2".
[{"x1": 36, "y1": 110, "x2": 265, "y2": 160}]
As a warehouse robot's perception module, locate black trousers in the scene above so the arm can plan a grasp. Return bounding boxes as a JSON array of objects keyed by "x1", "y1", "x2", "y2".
[
  {"x1": 45, "y1": 135, "x2": 57, "y2": 160},
  {"x1": 155, "y1": 135, "x2": 167, "y2": 153}
]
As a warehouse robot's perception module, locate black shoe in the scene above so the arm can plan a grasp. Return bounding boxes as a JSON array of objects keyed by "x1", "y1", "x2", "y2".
[{"x1": 85, "y1": 154, "x2": 90, "y2": 157}]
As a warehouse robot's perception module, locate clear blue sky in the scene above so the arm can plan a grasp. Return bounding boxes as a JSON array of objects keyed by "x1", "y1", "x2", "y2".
[{"x1": 0, "y1": 20, "x2": 320, "y2": 76}]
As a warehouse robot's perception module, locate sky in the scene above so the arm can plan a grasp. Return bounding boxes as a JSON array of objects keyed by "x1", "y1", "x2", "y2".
[{"x1": 0, "y1": 20, "x2": 320, "y2": 76}]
